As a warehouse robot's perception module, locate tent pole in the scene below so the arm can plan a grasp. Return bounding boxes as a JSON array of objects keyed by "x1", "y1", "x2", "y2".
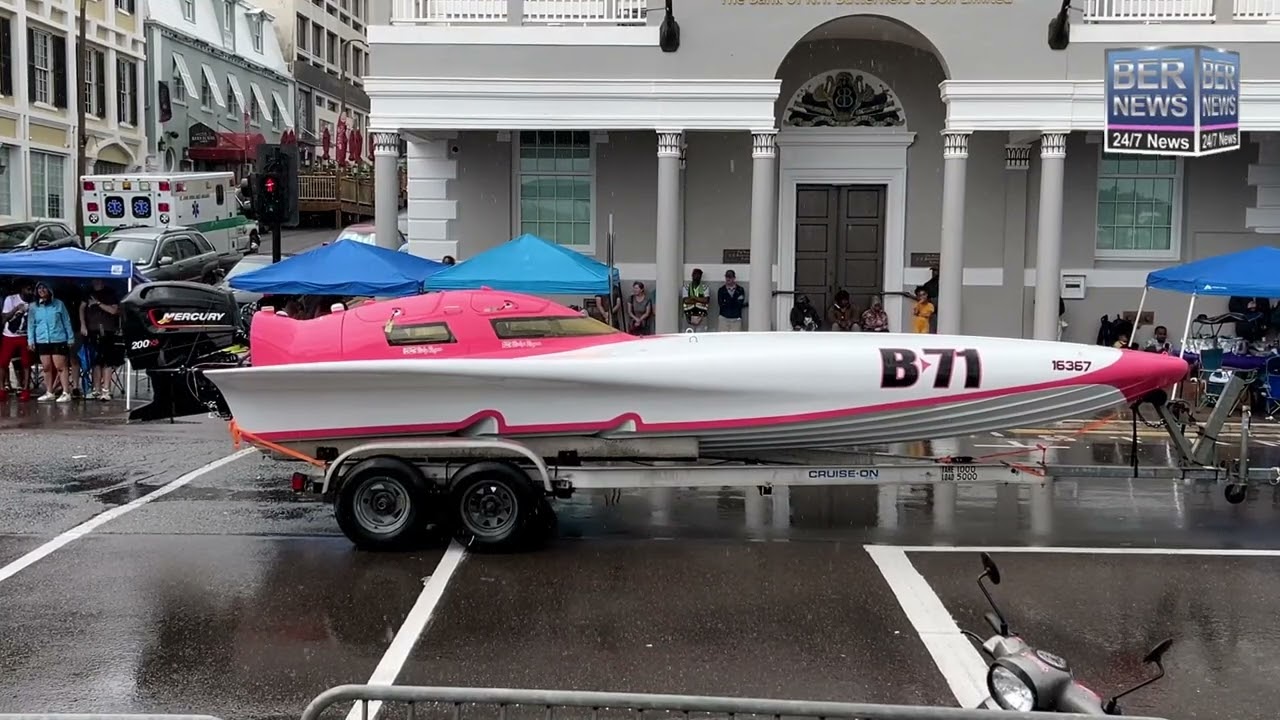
[
  {"x1": 1130, "y1": 287, "x2": 1149, "y2": 348},
  {"x1": 125, "y1": 277, "x2": 132, "y2": 413},
  {"x1": 1172, "y1": 292, "x2": 1197, "y2": 402}
]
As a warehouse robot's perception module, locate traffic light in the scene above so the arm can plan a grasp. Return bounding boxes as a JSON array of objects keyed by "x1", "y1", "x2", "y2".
[{"x1": 253, "y1": 143, "x2": 299, "y2": 226}]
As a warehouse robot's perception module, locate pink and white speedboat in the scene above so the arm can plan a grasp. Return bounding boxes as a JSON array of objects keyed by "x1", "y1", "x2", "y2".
[{"x1": 181, "y1": 288, "x2": 1190, "y2": 454}]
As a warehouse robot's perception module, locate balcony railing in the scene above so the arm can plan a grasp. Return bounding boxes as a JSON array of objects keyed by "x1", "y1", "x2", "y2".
[
  {"x1": 391, "y1": 0, "x2": 648, "y2": 25},
  {"x1": 1084, "y1": 0, "x2": 1280, "y2": 22}
]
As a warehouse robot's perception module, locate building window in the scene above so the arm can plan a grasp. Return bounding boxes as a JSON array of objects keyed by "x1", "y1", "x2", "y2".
[
  {"x1": 1095, "y1": 151, "x2": 1182, "y2": 260},
  {"x1": 116, "y1": 0, "x2": 135, "y2": 13},
  {"x1": 30, "y1": 151, "x2": 65, "y2": 219},
  {"x1": 297, "y1": 15, "x2": 308, "y2": 51},
  {"x1": 226, "y1": 83, "x2": 238, "y2": 117},
  {"x1": 171, "y1": 57, "x2": 186, "y2": 104},
  {"x1": 116, "y1": 58, "x2": 138, "y2": 125},
  {"x1": 517, "y1": 131, "x2": 593, "y2": 251},
  {"x1": 30, "y1": 30, "x2": 51, "y2": 105},
  {"x1": 250, "y1": 17, "x2": 263, "y2": 52},
  {"x1": 201, "y1": 74, "x2": 214, "y2": 109},
  {"x1": 249, "y1": 92, "x2": 261, "y2": 124},
  {"x1": 84, "y1": 47, "x2": 105, "y2": 118},
  {"x1": 0, "y1": 146, "x2": 11, "y2": 217},
  {"x1": 224, "y1": 0, "x2": 234, "y2": 29},
  {"x1": 181, "y1": 0, "x2": 195, "y2": 21}
]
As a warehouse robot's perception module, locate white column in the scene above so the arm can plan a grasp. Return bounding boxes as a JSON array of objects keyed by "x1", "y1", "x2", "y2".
[
  {"x1": 655, "y1": 130, "x2": 683, "y2": 335},
  {"x1": 405, "y1": 134, "x2": 457, "y2": 259},
  {"x1": 937, "y1": 131, "x2": 969, "y2": 335},
  {"x1": 748, "y1": 129, "x2": 778, "y2": 330},
  {"x1": 1033, "y1": 132, "x2": 1068, "y2": 341},
  {"x1": 372, "y1": 130, "x2": 401, "y2": 252}
]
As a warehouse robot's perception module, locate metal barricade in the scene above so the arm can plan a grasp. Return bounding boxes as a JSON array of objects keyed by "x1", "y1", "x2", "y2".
[
  {"x1": 300, "y1": 685, "x2": 1172, "y2": 720},
  {"x1": 1, "y1": 715, "x2": 223, "y2": 720}
]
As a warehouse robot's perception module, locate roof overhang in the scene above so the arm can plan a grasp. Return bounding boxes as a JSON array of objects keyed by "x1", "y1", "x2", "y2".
[{"x1": 367, "y1": 77, "x2": 782, "y2": 132}]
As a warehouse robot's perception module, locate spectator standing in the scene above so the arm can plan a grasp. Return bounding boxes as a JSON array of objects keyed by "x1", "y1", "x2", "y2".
[
  {"x1": 0, "y1": 279, "x2": 35, "y2": 401},
  {"x1": 26, "y1": 281, "x2": 74, "y2": 402},
  {"x1": 717, "y1": 270, "x2": 746, "y2": 331},
  {"x1": 81, "y1": 278, "x2": 124, "y2": 401}
]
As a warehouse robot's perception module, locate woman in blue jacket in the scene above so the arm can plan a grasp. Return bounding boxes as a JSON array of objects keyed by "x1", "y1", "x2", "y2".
[{"x1": 26, "y1": 280, "x2": 74, "y2": 402}]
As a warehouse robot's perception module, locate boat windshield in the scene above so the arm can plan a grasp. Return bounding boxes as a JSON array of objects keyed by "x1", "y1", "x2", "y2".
[{"x1": 490, "y1": 316, "x2": 619, "y2": 339}]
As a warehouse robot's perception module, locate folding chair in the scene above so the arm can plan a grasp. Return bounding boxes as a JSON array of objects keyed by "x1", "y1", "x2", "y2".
[
  {"x1": 1263, "y1": 356, "x2": 1280, "y2": 420},
  {"x1": 1196, "y1": 347, "x2": 1229, "y2": 410}
]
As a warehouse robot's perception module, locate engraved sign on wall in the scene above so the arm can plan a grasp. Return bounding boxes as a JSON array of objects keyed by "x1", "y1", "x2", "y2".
[
  {"x1": 784, "y1": 69, "x2": 907, "y2": 128},
  {"x1": 722, "y1": 248, "x2": 750, "y2": 264}
]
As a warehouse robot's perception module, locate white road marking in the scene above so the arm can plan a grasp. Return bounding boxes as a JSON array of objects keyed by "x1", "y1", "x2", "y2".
[
  {"x1": 988, "y1": 432, "x2": 1003, "y2": 437},
  {"x1": 894, "y1": 545, "x2": 1280, "y2": 557},
  {"x1": 865, "y1": 544, "x2": 989, "y2": 708},
  {"x1": 346, "y1": 540, "x2": 468, "y2": 720},
  {"x1": 0, "y1": 449, "x2": 257, "y2": 585}
]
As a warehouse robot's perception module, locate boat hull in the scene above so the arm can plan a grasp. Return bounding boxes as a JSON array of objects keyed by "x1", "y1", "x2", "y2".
[{"x1": 205, "y1": 332, "x2": 1189, "y2": 454}]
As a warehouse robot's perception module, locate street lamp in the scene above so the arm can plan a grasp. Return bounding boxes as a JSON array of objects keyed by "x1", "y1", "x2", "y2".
[{"x1": 336, "y1": 37, "x2": 368, "y2": 139}]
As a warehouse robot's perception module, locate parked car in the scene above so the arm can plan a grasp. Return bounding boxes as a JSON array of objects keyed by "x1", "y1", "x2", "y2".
[
  {"x1": 87, "y1": 227, "x2": 222, "y2": 282},
  {"x1": 335, "y1": 223, "x2": 408, "y2": 251},
  {"x1": 216, "y1": 252, "x2": 293, "y2": 307},
  {"x1": 0, "y1": 221, "x2": 81, "y2": 253}
]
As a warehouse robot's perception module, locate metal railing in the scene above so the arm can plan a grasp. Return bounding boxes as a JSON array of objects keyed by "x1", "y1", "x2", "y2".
[
  {"x1": 392, "y1": 0, "x2": 647, "y2": 25},
  {"x1": 0, "y1": 716, "x2": 223, "y2": 720},
  {"x1": 300, "y1": 685, "x2": 1173, "y2": 720},
  {"x1": 1084, "y1": 0, "x2": 1280, "y2": 21}
]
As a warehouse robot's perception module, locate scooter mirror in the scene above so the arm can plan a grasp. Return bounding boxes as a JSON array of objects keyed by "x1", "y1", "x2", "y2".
[
  {"x1": 985, "y1": 611, "x2": 1003, "y2": 635},
  {"x1": 1143, "y1": 638, "x2": 1174, "y2": 666},
  {"x1": 981, "y1": 552, "x2": 1001, "y2": 585}
]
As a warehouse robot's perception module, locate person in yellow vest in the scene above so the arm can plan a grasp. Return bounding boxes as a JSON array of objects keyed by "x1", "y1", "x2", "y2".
[
  {"x1": 911, "y1": 287, "x2": 935, "y2": 334},
  {"x1": 681, "y1": 268, "x2": 711, "y2": 332}
]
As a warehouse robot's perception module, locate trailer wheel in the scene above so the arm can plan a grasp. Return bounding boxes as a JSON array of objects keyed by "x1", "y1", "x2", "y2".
[
  {"x1": 448, "y1": 461, "x2": 542, "y2": 552},
  {"x1": 1224, "y1": 483, "x2": 1248, "y2": 505},
  {"x1": 334, "y1": 456, "x2": 431, "y2": 551}
]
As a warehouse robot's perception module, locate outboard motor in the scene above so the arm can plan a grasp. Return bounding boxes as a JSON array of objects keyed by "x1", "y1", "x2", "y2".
[{"x1": 120, "y1": 281, "x2": 245, "y2": 422}]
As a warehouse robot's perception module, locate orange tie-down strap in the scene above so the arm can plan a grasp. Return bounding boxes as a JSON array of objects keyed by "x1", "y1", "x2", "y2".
[
  {"x1": 936, "y1": 412, "x2": 1123, "y2": 478},
  {"x1": 228, "y1": 420, "x2": 327, "y2": 469}
]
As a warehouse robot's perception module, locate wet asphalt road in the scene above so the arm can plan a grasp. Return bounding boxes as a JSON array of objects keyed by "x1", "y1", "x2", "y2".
[{"x1": 4, "y1": 406, "x2": 1280, "y2": 720}]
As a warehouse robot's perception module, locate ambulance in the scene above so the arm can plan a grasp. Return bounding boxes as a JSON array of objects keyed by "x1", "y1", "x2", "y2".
[{"x1": 80, "y1": 172, "x2": 255, "y2": 256}]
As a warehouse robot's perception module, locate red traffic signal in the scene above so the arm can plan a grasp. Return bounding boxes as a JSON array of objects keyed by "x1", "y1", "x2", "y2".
[{"x1": 264, "y1": 176, "x2": 277, "y2": 193}]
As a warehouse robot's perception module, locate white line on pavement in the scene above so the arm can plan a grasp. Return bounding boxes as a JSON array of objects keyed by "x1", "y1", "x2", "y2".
[
  {"x1": 346, "y1": 540, "x2": 469, "y2": 720},
  {"x1": 864, "y1": 544, "x2": 989, "y2": 709},
  {"x1": 0, "y1": 449, "x2": 257, "y2": 585},
  {"x1": 893, "y1": 545, "x2": 1280, "y2": 557}
]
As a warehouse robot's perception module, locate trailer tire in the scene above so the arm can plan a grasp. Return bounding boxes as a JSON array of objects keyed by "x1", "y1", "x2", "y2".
[
  {"x1": 334, "y1": 456, "x2": 432, "y2": 551},
  {"x1": 1224, "y1": 483, "x2": 1248, "y2": 505},
  {"x1": 448, "y1": 461, "x2": 543, "y2": 553}
]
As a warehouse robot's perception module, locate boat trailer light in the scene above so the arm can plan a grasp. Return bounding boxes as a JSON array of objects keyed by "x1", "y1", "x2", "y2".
[{"x1": 290, "y1": 472, "x2": 307, "y2": 492}]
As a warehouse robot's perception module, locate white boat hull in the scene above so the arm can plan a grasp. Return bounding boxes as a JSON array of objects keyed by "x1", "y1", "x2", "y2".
[{"x1": 206, "y1": 332, "x2": 1188, "y2": 454}]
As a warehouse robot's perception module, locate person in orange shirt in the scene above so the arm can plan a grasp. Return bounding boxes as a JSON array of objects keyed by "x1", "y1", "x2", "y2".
[{"x1": 911, "y1": 288, "x2": 934, "y2": 334}]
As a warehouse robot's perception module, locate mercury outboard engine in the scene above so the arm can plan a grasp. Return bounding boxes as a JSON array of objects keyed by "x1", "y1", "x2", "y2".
[{"x1": 120, "y1": 281, "x2": 245, "y2": 422}]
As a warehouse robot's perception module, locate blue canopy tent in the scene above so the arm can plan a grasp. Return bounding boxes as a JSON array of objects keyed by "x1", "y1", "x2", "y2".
[
  {"x1": 424, "y1": 233, "x2": 620, "y2": 295},
  {"x1": 228, "y1": 239, "x2": 447, "y2": 296},
  {"x1": 1137, "y1": 247, "x2": 1280, "y2": 354},
  {"x1": 0, "y1": 247, "x2": 149, "y2": 408},
  {"x1": 0, "y1": 247, "x2": 148, "y2": 286}
]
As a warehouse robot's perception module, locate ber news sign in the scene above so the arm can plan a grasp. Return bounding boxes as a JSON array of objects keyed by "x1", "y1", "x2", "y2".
[{"x1": 1105, "y1": 46, "x2": 1240, "y2": 157}]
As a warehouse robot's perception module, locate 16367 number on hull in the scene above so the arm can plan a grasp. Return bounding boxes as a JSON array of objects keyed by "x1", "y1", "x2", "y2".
[{"x1": 879, "y1": 348, "x2": 983, "y2": 389}]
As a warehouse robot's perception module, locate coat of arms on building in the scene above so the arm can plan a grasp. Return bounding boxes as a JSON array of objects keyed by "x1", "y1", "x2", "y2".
[{"x1": 784, "y1": 70, "x2": 907, "y2": 128}]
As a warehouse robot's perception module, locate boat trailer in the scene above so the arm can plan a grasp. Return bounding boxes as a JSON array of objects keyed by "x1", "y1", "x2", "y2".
[{"x1": 228, "y1": 372, "x2": 1275, "y2": 552}]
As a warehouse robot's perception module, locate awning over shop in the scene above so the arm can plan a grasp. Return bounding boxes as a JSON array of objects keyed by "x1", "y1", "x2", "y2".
[{"x1": 186, "y1": 131, "x2": 267, "y2": 162}]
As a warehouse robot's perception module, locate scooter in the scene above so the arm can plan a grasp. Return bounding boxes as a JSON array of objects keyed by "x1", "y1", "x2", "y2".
[{"x1": 964, "y1": 552, "x2": 1173, "y2": 715}]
